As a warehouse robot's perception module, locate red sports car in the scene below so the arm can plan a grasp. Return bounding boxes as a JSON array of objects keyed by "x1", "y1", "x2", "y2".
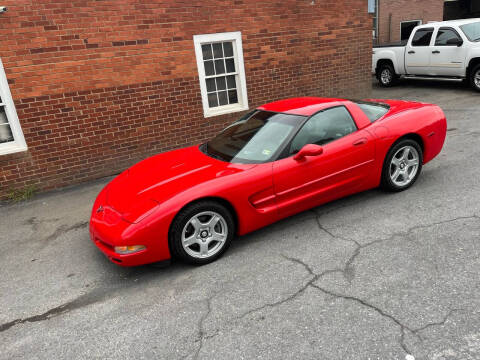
[{"x1": 90, "y1": 97, "x2": 446, "y2": 266}]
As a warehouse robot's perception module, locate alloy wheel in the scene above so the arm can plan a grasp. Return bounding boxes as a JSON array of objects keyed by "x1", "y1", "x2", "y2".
[
  {"x1": 181, "y1": 211, "x2": 228, "y2": 259},
  {"x1": 389, "y1": 145, "x2": 420, "y2": 187},
  {"x1": 381, "y1": 68, "x2": 393, "y2": 85}
]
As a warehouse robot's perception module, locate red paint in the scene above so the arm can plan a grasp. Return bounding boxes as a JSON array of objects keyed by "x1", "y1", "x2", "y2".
[{"x1": 90, "y1": 97, "x2": 447, "y2": 266}]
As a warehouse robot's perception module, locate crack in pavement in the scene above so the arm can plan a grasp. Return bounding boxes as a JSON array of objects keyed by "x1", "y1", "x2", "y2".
[
  {"x1": 189, "y1": 291, "x2": 219, "y2": 360},
  {"x1": 0, "y1": 287, "x2": 109, "y2": 333},
  {"x1": 42, "y1": 221, "x2": 89, "y2": 243}
]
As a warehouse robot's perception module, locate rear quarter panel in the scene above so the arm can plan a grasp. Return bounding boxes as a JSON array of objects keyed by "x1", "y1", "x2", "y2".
[
  {"x1": 373, "y1": 47, "x2": 406, "y2": 74},
  {"x1": 367, "y1": 102, "x2": 447, "y2": 186}
]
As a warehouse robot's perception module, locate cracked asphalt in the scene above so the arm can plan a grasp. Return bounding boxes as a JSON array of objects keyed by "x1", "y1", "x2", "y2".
[{"x1": 1, "y1": 79, "x2": 480, "y2": 360}]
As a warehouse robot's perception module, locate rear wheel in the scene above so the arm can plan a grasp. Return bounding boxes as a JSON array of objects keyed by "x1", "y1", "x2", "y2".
[
  {"x1": 381, "y1": 139, "x2": 423, "y2": 192},
  {"x1": 469, "y1": 64, "x2": 480, "y2": 92},
  {"x1": 377, "y1": 63, "x2": 398, "y2": 87},
  {"x1": 169, "y1": 201, "x2": 235, "y2": 265}
]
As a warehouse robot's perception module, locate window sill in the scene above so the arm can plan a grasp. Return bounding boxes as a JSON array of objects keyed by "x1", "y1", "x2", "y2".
[
  {"x1": 204, "y1": 103, "x2": 249, "y2": 118},
  {"x1": 0, "y1": 143, "x2": 28, "y2": 156}
]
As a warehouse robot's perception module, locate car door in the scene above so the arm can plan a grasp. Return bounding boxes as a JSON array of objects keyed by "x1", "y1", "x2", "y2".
[
  {"x1": 429, "y1": 27, "x2": 467, "y2": 76},
  {"x1": 273, "y1": 105, "x2": 375, "y2": 218},
  {"x1": 405, "y1": 27, "x2": 435, "y2": 75}
]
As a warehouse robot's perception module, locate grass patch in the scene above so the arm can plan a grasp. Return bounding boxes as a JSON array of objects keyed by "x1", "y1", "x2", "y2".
[{"x1": 6, "y1": 185, "x2": 37, "y2": 203}]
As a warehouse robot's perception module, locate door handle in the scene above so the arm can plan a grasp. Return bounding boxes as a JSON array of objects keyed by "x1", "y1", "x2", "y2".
[
  {"x1": 432, "y1": 50, "x2": 440, "y2": 54},
  {"x1": 408, "y1": 50, "x2": 415, "y2": 54},
  {"x1": 353, "y1": 138, "x2": 367, "y2": 146}
]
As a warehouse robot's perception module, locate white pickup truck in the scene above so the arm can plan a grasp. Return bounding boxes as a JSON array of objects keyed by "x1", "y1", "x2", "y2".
[{"x1": 372, "y1": 18, "x2": 480, "y2": 91}]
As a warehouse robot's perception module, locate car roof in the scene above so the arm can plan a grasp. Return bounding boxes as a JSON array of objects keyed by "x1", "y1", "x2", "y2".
[
  {"x1": 416, "y1": 18, "x2": 480, "y2": 28},
  {"x1": 257, "y1": 97, "x2": 347, "y2": 116}
]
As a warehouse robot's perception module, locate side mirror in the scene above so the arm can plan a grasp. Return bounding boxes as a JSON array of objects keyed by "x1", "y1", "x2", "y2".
[
  {"x1": 293, "y1": 144, "x2": 323, "y2": 161},
  {"x1": 446, "y1": 38, "x2": 463, "y2": 47}
]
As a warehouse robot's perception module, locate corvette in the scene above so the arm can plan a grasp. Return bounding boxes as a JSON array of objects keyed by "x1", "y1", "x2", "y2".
[{"x1": 90, "y1": 97, "x2": 446, "y2": 266}]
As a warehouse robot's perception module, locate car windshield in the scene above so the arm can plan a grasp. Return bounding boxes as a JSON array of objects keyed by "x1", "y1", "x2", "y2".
[
  {"x1": 353, "y1": 100, "x2": 390, "y2": 122},
  {"x1": 460, "y1": 21, "x2": 480, "y2": 41},
  {"x1": 204, "y1": 110, "x2": 305, "y2": 163}
]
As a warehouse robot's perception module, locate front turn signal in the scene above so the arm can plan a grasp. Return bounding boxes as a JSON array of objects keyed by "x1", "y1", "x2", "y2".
[{"x1": 114, "y1": 245, "x2": 146, "y2": 254}]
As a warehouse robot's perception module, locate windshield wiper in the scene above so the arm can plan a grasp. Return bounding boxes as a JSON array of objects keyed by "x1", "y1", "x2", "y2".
[{"x1": 473, "y1": 37, "x2": 480, "y2": 42}]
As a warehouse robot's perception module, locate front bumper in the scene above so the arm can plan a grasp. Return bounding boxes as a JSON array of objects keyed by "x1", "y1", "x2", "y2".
[{"x1": 89, "y1": 186, "x2": 171, "y2": 267}]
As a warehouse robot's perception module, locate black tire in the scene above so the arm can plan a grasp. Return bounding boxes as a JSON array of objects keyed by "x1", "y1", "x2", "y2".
[
  {"x1": 376, "y1": 63, "x2": 398, "y2": 87},
  {"x1": 469, "y1": 64, "x2": 480, "y2": 92},
  {"x1": 381, "y1": 139, "x2": 423, "y2": 192},
  {"x1": 169, "y1": 201, "x2": 235, "y2": 265}
]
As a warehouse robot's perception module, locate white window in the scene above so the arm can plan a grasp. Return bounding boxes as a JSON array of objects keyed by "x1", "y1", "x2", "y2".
[
  {"x1": 0, "y1": 59, "x2": 27, "y2": 155},
  {"x1": 193, "y1": 31, "x2": 248, "y2": 118}
]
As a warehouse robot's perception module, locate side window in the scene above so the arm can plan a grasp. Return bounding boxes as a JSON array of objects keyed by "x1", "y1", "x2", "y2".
[
  {"x1": 411, "y1": 28, "x2": 434, "y2": 46},
  {"x1": 289, "y1": 106, "x2": 357, "y2": 154},
  {"x1": 435, "y1": 28, "x2": 461, "y2": 46}
]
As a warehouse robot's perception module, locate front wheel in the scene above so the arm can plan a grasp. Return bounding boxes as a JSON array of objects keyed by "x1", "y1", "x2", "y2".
[
  {"x1": 169, "y1": 201, "x2": 235, "y2": 265},
  {"x1": 377, "y1": 63, "x2": 398, "y2": 87},
  {"x1": 381, "y1": 139, "x2": 423, "y2": 192},
  {"x1": 469, "y1": 64, "x2": 480, "y2": 92}
]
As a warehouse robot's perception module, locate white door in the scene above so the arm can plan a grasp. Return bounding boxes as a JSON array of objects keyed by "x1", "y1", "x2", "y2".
[
  {"x1": 429, "y1": 27, "x2": 467, "y2": 76},
  {"x1": 405, "y1": 27, "x2": 435, "y2": 75}
]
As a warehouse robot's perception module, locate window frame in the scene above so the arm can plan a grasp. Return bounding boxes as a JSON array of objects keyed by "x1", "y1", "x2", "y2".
[
  {"x1": 434, "y1": 27, "x2": 462, "y2": 46},
  {"x1": 400, "y1": 20, "x2": 422, "y2": 42},
  {"x1": 193, "y1": 31, "x2": 249, "y2": 118},
  {"x1": 410, "y1": 27, "x2": 435, "y2": 47},
  {"x1": 0, "y1": 58, "x2": 27, "y2": 156}
]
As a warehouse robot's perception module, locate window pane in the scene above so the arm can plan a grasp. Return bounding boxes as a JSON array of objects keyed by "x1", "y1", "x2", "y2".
[
  {"x1": 353, "y1": 101, "x2": 389, "y2": 122},
  {"x1": 227, "y1": 75, "x2": 236, "y2": 89},
  {"x1": 435, "y1": 28, "x2": 461, "y2": 45},
  {"x1": 216, "y1": 77, "x2": 226, "y2": 91},
  {"x1": 0, "y1": 107, "x2": 8, "y2": 124},
  {"x1": 0, "y1": 108, "x2": 13, "y2": 143},
  {"x1": 290, "y1": 106, "x2": 357, "y2": 154},
  {"x1": 460, "y1": 21, "x2": 480, "y2": 41},
  {"x1": 411, "y1": 28, "x2": 433, "y2": 46},
  {"x1": 206, "y1": 78, "x2": 216, "y2": 92},
  {"x1": 228, "y1": 89, "x2": 238, "y2": 104},
  {"x1": 218, "y1": 91, "x2": 228, "y2": 106},
  {"x1": 201, "y1": 44, "x2": 213, "y2": 60},
  {"x1": 223, "y1": 42, "x2": 234, "y2": 57},
  {"x1": 214, "y1": 59, "x2": 225, "y2": 75},
  {"x1": 225, "y1": 58, "x2": 235, "y2": 73},
  {"x1": 212, "y1": 43, "x2": 223, "y2": 58},
  {"x1": 204, "y1": 60, "x2": 215, "y2": 76},
  {"x1": 208, "y1": 93, "x2": 218, "y2": 108}
]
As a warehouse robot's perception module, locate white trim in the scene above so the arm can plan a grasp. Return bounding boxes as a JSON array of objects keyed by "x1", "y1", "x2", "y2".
[
  {"x1": 0, "y1": 58, "x2": 27, "y2": 156},
  {"x1": 193, "y1": 31, "x2": 249, "y2": 118}
]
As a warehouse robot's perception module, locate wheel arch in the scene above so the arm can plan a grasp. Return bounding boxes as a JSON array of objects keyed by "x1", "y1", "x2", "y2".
[
  {"x1": 392, "y1": 133, "x2": 424, "y2": 153},
  {"x1": 168, "y1": 196, "x2": 239, "y2": 237},
  {"x1": 466, "y1": 57, "x2": 480, "y2": 79},
  {"x1": 375, "y1": 58, "x2": 396, "y2": 76}
]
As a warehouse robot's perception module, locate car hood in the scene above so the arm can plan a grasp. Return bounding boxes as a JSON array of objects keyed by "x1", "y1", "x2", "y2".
[{"x1": 106, "y1": 146, "x2": 254, "y2": 222}]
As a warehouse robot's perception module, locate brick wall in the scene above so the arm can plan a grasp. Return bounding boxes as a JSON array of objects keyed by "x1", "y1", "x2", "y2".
[
  {"x1": 0, "y1": 0, "x2": 372, "y2": 199},
  {"x1": 377, "y1": 0, "x2": 444, "y2": 44}
]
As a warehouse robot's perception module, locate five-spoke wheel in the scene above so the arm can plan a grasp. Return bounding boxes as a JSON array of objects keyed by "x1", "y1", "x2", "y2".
[
  {"x1": 169, "y1": 201, "x2": 234, "y2": 265},
  {"x1": 181, "y1": 211, "x2": 228, "y2": 259},
  {"x1": 382, "y1": 139, "x2": 423, "y2": 192}
]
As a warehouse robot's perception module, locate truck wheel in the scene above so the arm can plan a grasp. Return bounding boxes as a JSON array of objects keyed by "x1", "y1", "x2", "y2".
[
  {"x1": 377, "y1": 63, "x2": 397, "y2": 87},
  {"x1": 469, "y1": 64, "x2": 480, "y2": 92}
]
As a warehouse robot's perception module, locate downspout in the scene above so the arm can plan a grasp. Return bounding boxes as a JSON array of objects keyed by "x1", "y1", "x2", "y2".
[{"x1": 388, "y1": 12, "x2": 392, "y2": 43}]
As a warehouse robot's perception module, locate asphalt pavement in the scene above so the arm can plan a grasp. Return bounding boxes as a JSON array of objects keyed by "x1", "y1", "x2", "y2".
[{"x1": 1, "y1": 78, "x2": 479, "y2": 360}]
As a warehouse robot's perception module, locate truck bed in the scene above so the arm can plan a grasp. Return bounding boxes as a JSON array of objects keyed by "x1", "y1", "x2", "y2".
[{"x1": 373, "y1": 40, "x2": 407, "y2": 48}]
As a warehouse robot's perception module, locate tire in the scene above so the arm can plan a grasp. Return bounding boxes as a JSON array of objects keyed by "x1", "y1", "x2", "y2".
[
  {"x1": 169, "y1": 201, "x2": 235, "y2": 265},
  {"x1": 469, "y1": 64, "x2": 480, "y2": 92},
  {"x1": 377, "y1": 63, "x2": 398, "y2": 87},
  {"x1": 381, "y1": 139, "x2": 423, "y2": 192}
]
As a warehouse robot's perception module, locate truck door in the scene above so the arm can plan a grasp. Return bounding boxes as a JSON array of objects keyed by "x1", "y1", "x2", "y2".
[
  {"x1": 405, "y1": 27, "x2": 434, "y2": 75},
  {"x1": 429, "y1": 27, "x2": 467, "y2": 77}
]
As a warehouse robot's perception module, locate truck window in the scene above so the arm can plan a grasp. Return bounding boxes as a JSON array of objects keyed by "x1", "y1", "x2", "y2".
[
  {"x1": 411, "y1": 28, "x2": 434, "y2": 46},
  {"x1": 435, "y1": 28, "x2": 461, "y2": 46},
  {"x1": 460, "y1": 21, "x2": 480, "y2": 42}
]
